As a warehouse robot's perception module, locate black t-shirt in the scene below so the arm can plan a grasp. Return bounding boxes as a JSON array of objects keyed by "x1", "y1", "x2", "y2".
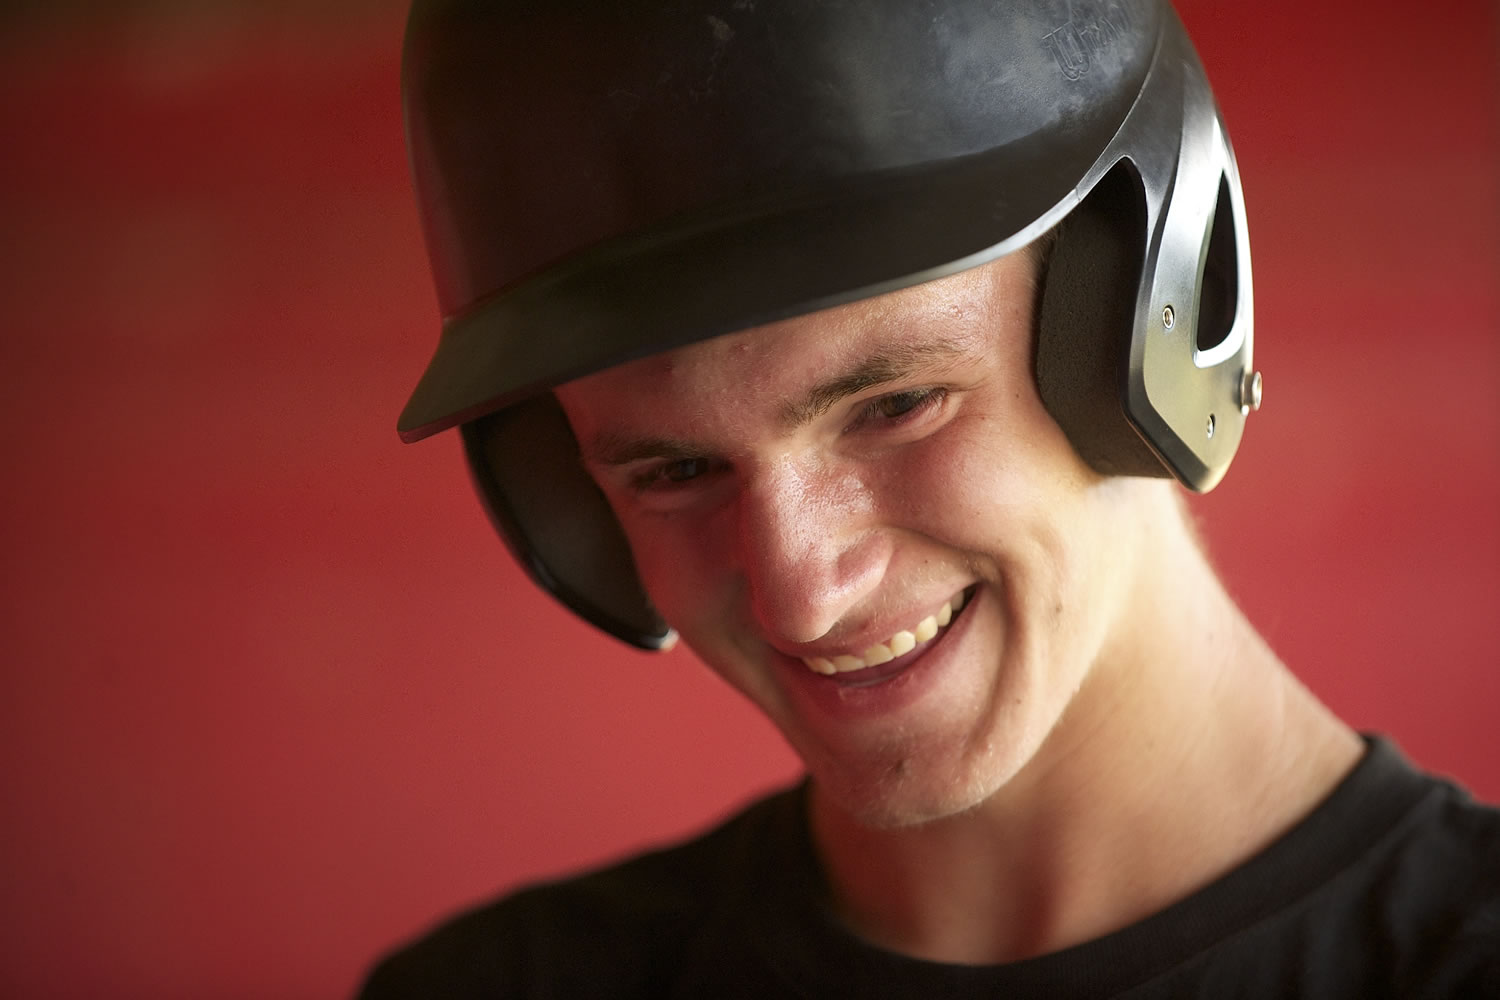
[{"x1": 359, "y1": 737, "x2": 1500, "y2": 998}]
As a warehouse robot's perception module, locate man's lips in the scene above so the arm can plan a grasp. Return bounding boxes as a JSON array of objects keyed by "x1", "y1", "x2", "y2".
[{"x1": 798, "y1": 587, "x2": 972, "y2": 679}]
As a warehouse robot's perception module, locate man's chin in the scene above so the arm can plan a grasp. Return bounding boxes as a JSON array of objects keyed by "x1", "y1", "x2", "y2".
[{"x1": 809, "y1": 753, "x2": 1011, "y2": 831}]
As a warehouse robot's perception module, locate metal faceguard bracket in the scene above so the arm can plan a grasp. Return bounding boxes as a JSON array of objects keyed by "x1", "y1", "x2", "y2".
[
  {"x1": 1039, "y1": 49, "x2": 1254, "y2": 493},
  {"x1": 458, "y1": 10, "x2": 1255, "y2": 650}
]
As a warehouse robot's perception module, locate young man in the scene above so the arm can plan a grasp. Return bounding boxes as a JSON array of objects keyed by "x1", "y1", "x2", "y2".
[{"x1": 363, "y1": 0, "x2": 1499, "y2": 994}]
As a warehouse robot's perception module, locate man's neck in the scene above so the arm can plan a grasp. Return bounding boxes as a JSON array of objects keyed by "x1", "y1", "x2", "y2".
[{"x1": 808, "y1": 499, "x2": 1363, "y2": 965}]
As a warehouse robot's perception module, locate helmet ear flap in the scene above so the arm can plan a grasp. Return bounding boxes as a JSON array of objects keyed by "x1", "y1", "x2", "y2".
[
  {"x1": 463, "y1": 400, "x2": 674, "y2": 650},
  {"x1": 1036, "y1": 163, "x2": 1170, "y2": 479}
]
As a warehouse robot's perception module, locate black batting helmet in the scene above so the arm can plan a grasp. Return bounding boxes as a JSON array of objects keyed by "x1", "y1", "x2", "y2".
[{"x1": 397, "y1": 0, "x2": 1258, "y2": 648}]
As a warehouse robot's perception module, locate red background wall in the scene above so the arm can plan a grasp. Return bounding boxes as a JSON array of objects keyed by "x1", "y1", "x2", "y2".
[{"x1": 1, "y1": 2, "x2": 1495, "y2": 997}]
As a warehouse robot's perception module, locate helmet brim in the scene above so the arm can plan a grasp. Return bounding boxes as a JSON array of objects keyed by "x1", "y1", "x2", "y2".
[{"x1": 397, "y1": 133, "x2": 1104, "y2": 443}]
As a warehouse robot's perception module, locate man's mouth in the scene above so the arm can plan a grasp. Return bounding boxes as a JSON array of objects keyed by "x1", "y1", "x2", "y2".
[{"x1": 800, "y1": 588, "x2": 971, "y2": 676}]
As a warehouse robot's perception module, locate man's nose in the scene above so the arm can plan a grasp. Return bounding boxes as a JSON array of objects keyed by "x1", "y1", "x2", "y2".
[{"x1": 735, "y1": 457, "x2": 886, "y2": 645}]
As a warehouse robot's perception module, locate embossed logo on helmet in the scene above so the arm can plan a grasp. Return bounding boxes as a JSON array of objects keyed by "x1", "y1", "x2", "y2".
[{"x1": 1043, "y1": 1, "x2": 1137, "y2": 81}]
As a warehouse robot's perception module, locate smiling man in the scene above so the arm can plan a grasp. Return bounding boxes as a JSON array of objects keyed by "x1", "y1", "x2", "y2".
[{"x1": 361, "y1": 0, "x2": 1499, "y2": 995}]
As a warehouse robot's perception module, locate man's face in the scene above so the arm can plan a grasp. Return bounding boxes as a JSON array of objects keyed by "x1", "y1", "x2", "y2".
[{"x1": 558, "y1": 251, "x2": 1148, "y2": 827}]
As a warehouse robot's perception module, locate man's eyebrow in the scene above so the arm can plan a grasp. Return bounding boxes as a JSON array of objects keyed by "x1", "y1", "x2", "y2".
[
  {"x1": 779, "y1": 339, "x2": 969, "y2": 428},
  {"x1": 580, "y1": 433, "x2": 701, "y2": 469},
  {"x1": 579, "y1": 339, "x2": 971, "y2": 468}
]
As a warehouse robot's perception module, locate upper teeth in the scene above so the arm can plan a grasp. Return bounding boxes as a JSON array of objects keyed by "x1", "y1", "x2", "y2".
[{"x1": 801, "y1": 590, "x2": 967, "y2": 675}]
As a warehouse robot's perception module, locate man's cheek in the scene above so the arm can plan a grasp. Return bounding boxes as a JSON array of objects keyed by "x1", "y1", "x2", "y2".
[{"x1": 631, "y1": 528, "x2": 718, "y2": 622}]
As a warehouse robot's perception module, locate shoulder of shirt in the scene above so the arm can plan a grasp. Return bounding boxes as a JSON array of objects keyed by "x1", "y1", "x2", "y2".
[
  {"x1": 1346, "y1": 736, "x2": 1500, "y2": 995},
  {"x1": 353, "y1": 782, "x2": 805, "y2": 999}
]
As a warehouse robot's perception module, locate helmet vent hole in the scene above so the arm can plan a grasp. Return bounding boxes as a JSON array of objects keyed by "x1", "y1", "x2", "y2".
[{"x1": 1196, "y1": 174, "x2": 1239, "y2": 355}]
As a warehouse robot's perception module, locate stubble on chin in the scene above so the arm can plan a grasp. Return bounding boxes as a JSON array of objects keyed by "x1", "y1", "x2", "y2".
[{"x1": 809, "y1": 737, "x2": 1022, "y2": 832}]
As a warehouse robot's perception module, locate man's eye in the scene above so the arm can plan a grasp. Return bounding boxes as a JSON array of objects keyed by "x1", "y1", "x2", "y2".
[
  {"x1": 632, "y1": 457, "x2": 714, "y2": 491},
  {"x1": 661, "y1": 458, "x2": 711, "y2": 482},
  {"x1": 872, "y1": 391, "x2": 929, "y2": 418},
  {"x1": 857, "y1": 388, "x2": 947, "y2": 426}
]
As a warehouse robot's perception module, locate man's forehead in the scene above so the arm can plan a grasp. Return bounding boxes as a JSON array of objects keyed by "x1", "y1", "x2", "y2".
[
  {"x1": 561, "y1": 300, "x2": 976, "y2": 428},
  {"x1": 558, "y1": 254, "x2": 1036, "y2": 462},
  {"x1": 564, "y1": 335, "x2": 976, "y2": 468},
  {"x1": 564, "y1": 253, "x2": 1029, "y2": 403}
]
